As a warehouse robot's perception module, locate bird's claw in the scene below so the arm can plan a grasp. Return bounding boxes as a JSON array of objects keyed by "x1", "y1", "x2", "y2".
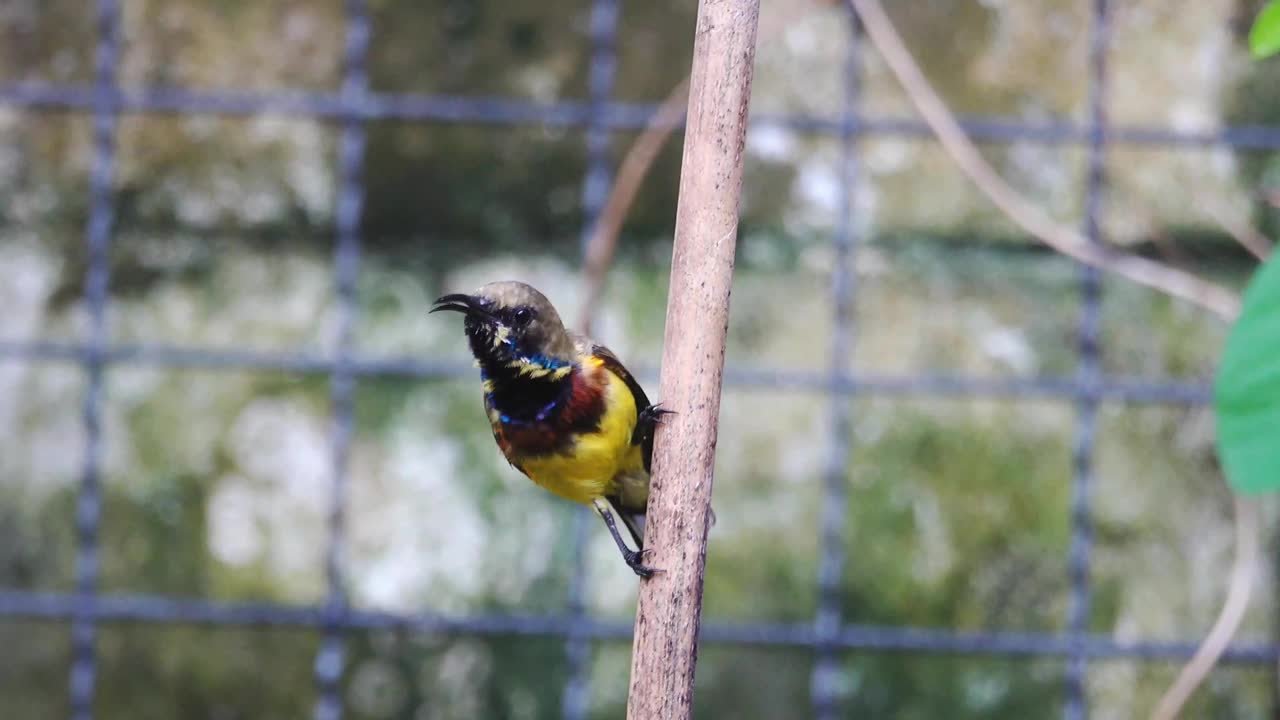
[
  {"x1": 625, "y1": 548, "x2": 661, "y2": 578},
  {"x1": 633, "y1": 403, "x2": 675, "y2": 446},
  {"x1": 639, "y1": 403, "x2": 675, "y2": 425}
]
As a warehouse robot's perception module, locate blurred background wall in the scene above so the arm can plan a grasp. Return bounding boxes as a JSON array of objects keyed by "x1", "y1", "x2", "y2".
[{"x1": 1, "y1": 0, "x2": 1278, "y2": 718}]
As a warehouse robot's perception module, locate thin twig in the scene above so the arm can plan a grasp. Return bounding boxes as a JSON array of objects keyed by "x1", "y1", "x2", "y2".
[
  {"x1": 579, "y1": 79, "x2": 689, "y2": 334},
  {"x1": 1149, "y1": 496, "x2": 1258, "y2": 720},
  {"x1": 577, "y1": 3, "x2": 818, "y2": 334},
  {"x1": 847, "y1": 0, "x2": 1242, "y2": 321},
  {"x1": 1201, "y1": 203, "x2": 1273, "y2": 262},
  {"x1": 844, "y1": 2, "x2": 1256, "y2": 716}
]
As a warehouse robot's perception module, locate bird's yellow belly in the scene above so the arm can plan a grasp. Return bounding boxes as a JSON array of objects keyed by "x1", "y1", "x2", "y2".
[{"x1": 520, "y1": 372, "x2": 641, "y2": 505}]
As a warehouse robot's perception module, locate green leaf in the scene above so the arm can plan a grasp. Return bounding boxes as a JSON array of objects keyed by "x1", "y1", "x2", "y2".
[
  {"x1": 1216, "y1": 256, "x2": 1280, "y2": 494},
  {"x1": 1250, "y1": 1, "x2": 1280, "y2": 59}
]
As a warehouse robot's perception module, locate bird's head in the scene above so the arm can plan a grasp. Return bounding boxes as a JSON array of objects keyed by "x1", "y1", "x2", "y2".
[{"x1": 431, "y1": 281, "x2": 576, "y2": 369}]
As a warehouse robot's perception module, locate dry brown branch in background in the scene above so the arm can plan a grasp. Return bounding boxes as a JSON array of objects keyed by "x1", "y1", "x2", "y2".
[
  {"x1": 576, "y1": 2, "x2": 816, "y2": 334},
  {"x1": 1202, "y1": 203, "x2": 1274, "y2": 262},
  {"x1": 1149, "y1": 496, "x2": 1259, "y2": 720},
  {"x1": 578, "y1": 79, "x2": 689, "y2": 334},
  {"x1": 847, "y1": 0, "x2": 1242, "y2": 321},
  {"x1": 844, "y1": 0, "x2": 1254, "y2": 717}
]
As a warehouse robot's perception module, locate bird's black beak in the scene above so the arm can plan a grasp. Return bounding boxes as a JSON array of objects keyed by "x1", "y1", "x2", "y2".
[{"x1": 431, "y1": 293, "x2": 495, "y2": 322}]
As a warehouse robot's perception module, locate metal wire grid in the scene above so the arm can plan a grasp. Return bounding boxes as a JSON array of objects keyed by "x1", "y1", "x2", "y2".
[
  {"x1": 67, "y1": 2, "x2": 120, "y2": 718},
  {"x1": 1063, "y1": 2, "x2": 1110, "y2": 717},
  {"x1": 564, "y1": 2, "x2": 621, "y2": 718},
  {"x1": 811, "y1": 7, "x2": 861, "y2": 719},
  {"x1": 313, "y1": 2, "x2": 371, "y2": 718},
  {"x1": 0, "y1": 0, "x2": 1267, "y2": 718}
]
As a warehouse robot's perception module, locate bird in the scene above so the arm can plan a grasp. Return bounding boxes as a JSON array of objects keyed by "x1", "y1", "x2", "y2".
[{"x1": 431, "y1": 280, "x2": 670, "y2": 578}]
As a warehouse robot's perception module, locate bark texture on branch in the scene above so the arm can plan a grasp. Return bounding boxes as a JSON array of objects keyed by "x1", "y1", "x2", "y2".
[{"x1": 625, "y1": 0, "x2": 761, "y2": 718}]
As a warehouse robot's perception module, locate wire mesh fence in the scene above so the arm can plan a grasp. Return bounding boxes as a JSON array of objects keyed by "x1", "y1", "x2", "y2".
[{"x1": 0, "y1": 0, "x2": 1271, "y2": 718}]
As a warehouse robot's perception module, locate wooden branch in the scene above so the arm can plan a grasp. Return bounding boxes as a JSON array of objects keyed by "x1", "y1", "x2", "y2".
[{"x1": 625, "y1": 0, "x2": 760, "y2": 717}]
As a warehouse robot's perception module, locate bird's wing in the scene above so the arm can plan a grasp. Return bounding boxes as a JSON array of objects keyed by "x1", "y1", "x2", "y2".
[
  {"x1": 585, "y1": 341, "x2": 718, "y2": 540},
  {"x1": 587, "y1": 341, "x2": 660, "y2": 474},
  {"x1": 588, "y1": 342, "x2": 651, "y2": 410}
]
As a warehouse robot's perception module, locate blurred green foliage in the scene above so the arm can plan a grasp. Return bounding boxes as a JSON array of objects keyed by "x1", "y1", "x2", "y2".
[
  {"x1": 1231, "y1": 1, "x2": 1280, "y2": 241},
  {"x1": 1249, "y1": 1, "x2": 1280, "y2": 58},
  {"x1": 1216, "y1": 257, "x2": 1280, "y2": 494}
]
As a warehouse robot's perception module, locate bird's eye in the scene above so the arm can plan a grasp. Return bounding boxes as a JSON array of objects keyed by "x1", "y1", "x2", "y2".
[{"x1": 512, "y1": 307, "x2": 532, "y2": 325}]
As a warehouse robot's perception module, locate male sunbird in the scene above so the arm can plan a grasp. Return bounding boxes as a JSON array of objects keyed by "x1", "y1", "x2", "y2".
[{"x1": 431, "y1": 281, "x2": 669, "y2": 577}]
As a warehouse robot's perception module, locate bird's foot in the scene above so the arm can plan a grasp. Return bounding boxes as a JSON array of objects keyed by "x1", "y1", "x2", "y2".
[
  {"x1": 639, "y1": 402, "x2": 675, "y2": 425},
  {"x1": 624, "y1": 548, "x2": 661, "y2": 579},
  {"x1": 633, "y1": 403, "x2": 675, "y2": 444}
]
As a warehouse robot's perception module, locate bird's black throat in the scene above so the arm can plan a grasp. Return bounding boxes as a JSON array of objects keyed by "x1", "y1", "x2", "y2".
[
  {"x1": 462, "y1": 313, "x2": 581, "y2": 426},
  {"x1": 479, "y1": 358, "x2": 572, "y2": 424}
]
